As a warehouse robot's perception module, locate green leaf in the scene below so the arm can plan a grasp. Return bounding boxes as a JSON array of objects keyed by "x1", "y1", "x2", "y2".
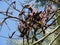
[{"x1": 35, "y1": 0, "x2": 39, "y2": 2}]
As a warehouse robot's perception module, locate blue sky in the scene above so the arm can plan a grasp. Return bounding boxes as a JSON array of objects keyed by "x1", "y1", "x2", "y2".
[{"x1": 0, "y1": 0, "x2": 22, "y2": 45}]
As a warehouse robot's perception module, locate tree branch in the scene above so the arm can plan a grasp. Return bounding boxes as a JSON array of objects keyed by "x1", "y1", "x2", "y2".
[
  {"x1": 49, "y1": 33, "x2": 60, "y2": 45},
  {"x1": 50, "y1": 0, "x2": 60, "y2": 6},
  {"x1": 33, "y1": 26, "x2": 60, "y2": 45}
]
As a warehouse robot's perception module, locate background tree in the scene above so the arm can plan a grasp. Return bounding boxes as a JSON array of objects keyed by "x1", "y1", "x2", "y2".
[{"x1": 0, "y1": 0, "x2": 60, "y2": 45}]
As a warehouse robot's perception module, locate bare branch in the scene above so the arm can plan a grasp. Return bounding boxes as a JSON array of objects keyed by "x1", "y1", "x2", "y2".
[
  {"x1": 6, "y1": 1, "x2": 16, "y2": 16},
  {"x1": 50, "y1": 0, "x2": 60, "y2": 6},
  {"x1": 5, "y1": 22, "x2": 11, "y2": 30},
  {"x1": 0, "y1": 35, "x2": 19, "y2": 39},
  {"x1": 48, "y1": 15, "x2": 60, "y2": 26},
  {"x1": 49, "y1": 33, "x2": 60, "y2": 45},
  {"x1": 5, "y1": 1, "x2": 20, "y2": 12},
  {"x1": 33, "y1": 26, "x2": 60, "y2": 45},
  {"x1": 9, "y1": 31, "x2": 16, "y2": 39}
]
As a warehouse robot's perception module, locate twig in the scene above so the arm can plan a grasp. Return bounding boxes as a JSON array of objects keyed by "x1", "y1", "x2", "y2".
[
  {"x1": 5, "y1": 1, "x2": 20, "y2": 12},
  {"x1": 50, "y1": 0, "x2": 60, "y2": 6},
  {"x1": 47, "y1": 12, "x2": 56, "y2": 23},
  {"x1": 0, "y1": 35, "x2": 20, "y2": 39},
  {"x1": 33, "y1": 26, "x2": 60, "y2": 45},
  {"x1": 0, "y1": 15, "x2": 26, "y2": 25},
  {"x1": 36, "y1": 15, "x2": 60, "y2": 35},
  {"x1": 9, "y1": 31, "x2": 16, "y2": 39},
  {"x1": 0, "y1": 17, "x2": 9, "y2": 25},
  {"x1": 48, "y1": 15, "x2": 60, "y2": 26},
  {"x1": 49, "y1": 33, "x2": 60, "y2": 45},
  {"x1": 6, "y1": 1, "x2": 16, "y2": 16},
  {"x1": 0, "y1": 11, "x2": 12, "y2": 14},
  {"x1": 5, "y1": 22, "x2": 11, "y2": 30}
]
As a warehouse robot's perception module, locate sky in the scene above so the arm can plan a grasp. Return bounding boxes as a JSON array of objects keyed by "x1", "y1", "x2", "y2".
[
  {"x1": 0, "y1": 0, "x2": 52, "y2": 45},
  {"x1": 0, "y1": 0, "x2": 22, "y2": 45}
]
